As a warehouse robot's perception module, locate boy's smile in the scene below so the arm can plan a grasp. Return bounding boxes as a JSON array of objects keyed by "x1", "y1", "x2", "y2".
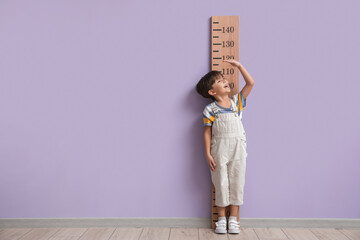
[{"x1": 208, "y1": 77, "x2": 231, "y2": 100}]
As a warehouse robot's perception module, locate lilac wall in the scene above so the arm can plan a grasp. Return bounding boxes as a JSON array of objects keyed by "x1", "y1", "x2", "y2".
[{"x1": 1, "y1": 0, "x2": 359, "y2": 219}]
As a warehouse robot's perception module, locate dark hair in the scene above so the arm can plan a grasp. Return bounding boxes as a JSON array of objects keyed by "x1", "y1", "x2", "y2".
[{"x1": 196, "y1": 71, "x2": 223, "y2": 101}]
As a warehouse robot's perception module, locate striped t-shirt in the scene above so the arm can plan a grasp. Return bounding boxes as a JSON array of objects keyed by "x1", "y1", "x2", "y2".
[{"x1": 203, "y1": 90, "x2": 246, "y2": 126}]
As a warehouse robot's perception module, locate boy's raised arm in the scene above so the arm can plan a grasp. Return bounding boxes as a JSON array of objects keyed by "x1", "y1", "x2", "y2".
[
  {"x1": 223, "y1": 60, "x2": 255, "y2": 100},
  {"x1": 237, "y1": 63, "x2": 254, "y2": 100}
]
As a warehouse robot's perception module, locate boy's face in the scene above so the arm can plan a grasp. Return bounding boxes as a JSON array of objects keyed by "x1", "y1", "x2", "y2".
[{"x1": 208, "y1": 76, "x2": 231, "y2": 98}]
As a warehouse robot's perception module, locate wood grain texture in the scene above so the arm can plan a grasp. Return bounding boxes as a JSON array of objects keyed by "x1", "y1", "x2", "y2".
[
  {"x1": 138, "y1": 228, "x2": 170, "y2": 240},
  {"x1": 0, "y1": 228, "x2": 33, "y2": 240},
  {"x1": 309, "y1": 228, "x2": 353, "y2": 240},
  {"x1": 282, "y1": 228, "x2": 321, "y2": 240},
  {"x1": 338, "y1": 229, "x2": 360, "y2": 240},
  {"x1": 199, "y1": 228, "x2": 228, "y2": 240},
  {"x1": 0, "y1": 227, "x2": 357, "y2": 240},
  {"x1": 228, "y1": 228, "x2": 260, "y2": 239},
  {"x1": 169, "y1": 228, "x2": 198, "y2": 240},
  {"x1": 109, "y1": 227, "x2": 143, "y2": 240},
  {"x1": 6, "y1": 228, "x2": 61, "y2": 240},
  {"x1": 48, "y1": 228, "x2": 87, "y2": 240},
  {"x1": 254, "y1": 228, "x2": 288, "y2": 239},
  {"x1": 77, "y1": 227, "x2": 116, "y2": 240}
]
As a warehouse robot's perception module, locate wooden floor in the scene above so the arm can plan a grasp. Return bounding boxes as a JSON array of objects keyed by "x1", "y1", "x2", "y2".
[{"x1": 0, "y1": 227, "x2": 360, "y2": 240}]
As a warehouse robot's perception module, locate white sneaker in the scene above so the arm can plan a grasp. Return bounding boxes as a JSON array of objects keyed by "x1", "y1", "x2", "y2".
[
  {"x1": 228, "y1": 217, "x2": 240, "y2": 234},
  {"x1": 214, "y1": 218, "x2": 227, "y2": 234}
]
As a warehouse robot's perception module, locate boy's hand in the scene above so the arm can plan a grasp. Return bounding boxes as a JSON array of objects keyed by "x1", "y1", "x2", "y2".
[
  {"x1": 206, "y1": 153, "x2": 216, "y2": 172},
  {"x1": 223, "y1": 59, "x2": 241, "y2": 68}
]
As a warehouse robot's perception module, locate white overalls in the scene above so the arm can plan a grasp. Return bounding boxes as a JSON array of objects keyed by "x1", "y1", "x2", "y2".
[{"x1": 210, "y1": 101, "x2": 248, "y2": 207}]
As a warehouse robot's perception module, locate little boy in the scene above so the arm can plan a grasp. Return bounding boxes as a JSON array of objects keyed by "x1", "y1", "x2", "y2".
[{"x1": 195, "y1": 60, "x2": 254, "y2": 234}]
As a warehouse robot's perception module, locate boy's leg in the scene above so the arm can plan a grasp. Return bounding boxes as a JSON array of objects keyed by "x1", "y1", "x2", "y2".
[
  {"x1": 229, "y1": 205, "x2": 240, "y2": 221},
  {"x1": 217, "y1": 206, "x2": 226, "y2": 217}
]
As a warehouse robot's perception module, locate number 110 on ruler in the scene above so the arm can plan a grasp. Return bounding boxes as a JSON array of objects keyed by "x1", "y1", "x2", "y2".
[{"x1": 211, "y1": 16, "x2": 239, "y2": 93}]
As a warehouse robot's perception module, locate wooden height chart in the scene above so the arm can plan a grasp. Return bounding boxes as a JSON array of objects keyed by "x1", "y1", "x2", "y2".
[{"x1": 210, "y1": 15, "x2": 239, "y2": 230}]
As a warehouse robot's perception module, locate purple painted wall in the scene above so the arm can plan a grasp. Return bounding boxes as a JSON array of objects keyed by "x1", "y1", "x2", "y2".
[{"x1": 0, "y1": 0, "x2": 359, "y2": 218}]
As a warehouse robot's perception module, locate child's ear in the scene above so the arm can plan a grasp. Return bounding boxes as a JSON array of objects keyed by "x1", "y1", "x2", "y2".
[{"x1": 208, "y1": 89, "x2": 215, "y2": 97}]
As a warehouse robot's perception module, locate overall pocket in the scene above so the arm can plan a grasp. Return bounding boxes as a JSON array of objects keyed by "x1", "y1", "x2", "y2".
[
  {"x1": 240, "y1": 136, "x2": 248, "y2": 158},
  {"x1": 240, "y1": 135, "x2": 247, "y2": 148}
]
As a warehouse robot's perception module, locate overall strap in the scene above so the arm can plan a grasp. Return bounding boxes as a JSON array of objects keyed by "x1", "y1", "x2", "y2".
[
  {"x1": 211, "y1": 102, "x2": 220, "y2": 117},
  {"x1": 231, "y1": 99, "x2": 238, "y2": 113}
]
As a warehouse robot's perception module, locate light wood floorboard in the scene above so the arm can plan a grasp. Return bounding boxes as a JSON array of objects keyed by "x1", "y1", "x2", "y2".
[{"x1": 0, "y1": 227, "x2": 359, "y2": 240}]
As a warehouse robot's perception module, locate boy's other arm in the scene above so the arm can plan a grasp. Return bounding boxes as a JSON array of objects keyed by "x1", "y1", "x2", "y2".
[
  {"x1": 238, "y1": 63, "x2": 255, "y2": 100},
  {"x1": 204, "y1": 126, "x2": 212, "y2": 157}
]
